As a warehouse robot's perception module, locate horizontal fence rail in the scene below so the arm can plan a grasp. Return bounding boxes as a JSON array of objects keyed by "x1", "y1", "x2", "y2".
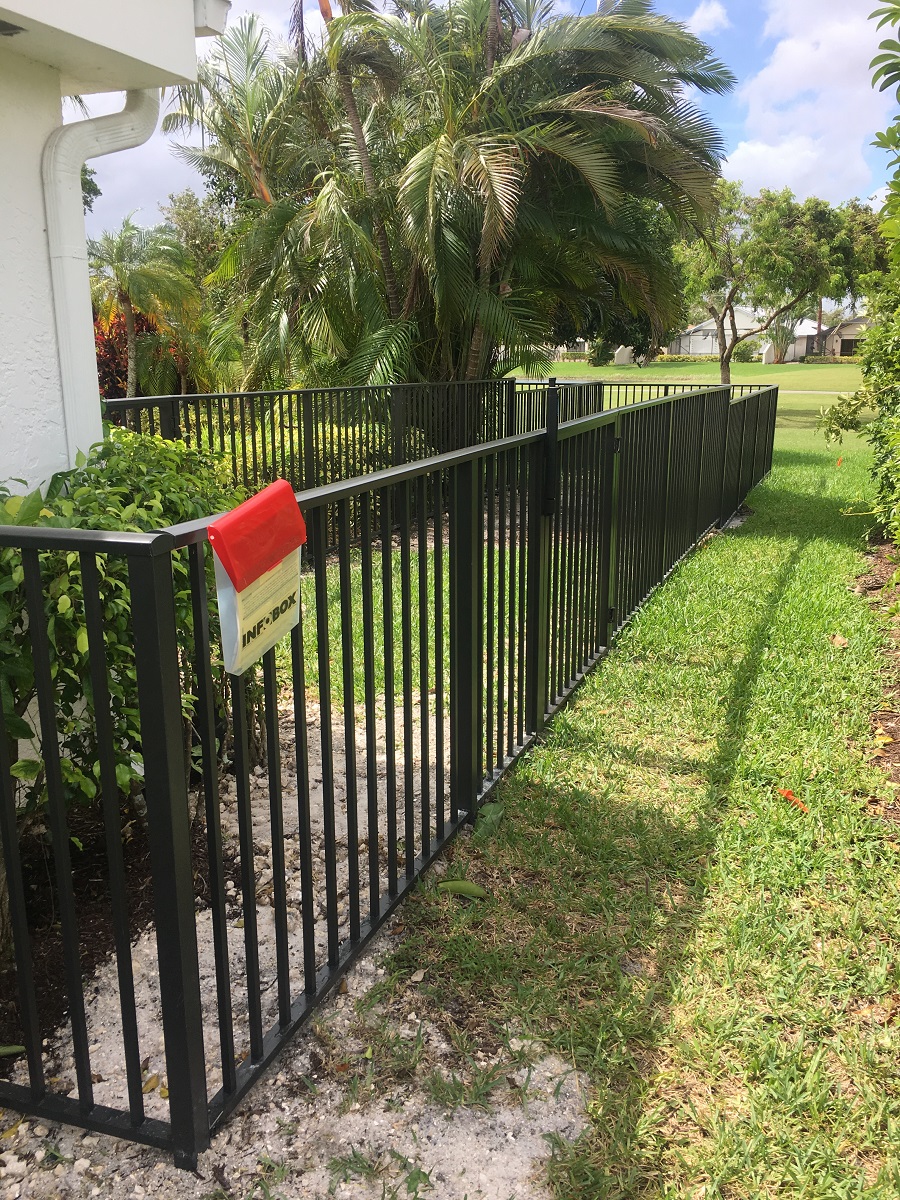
[{"x1": 0, "y1": 383, "x2": 777, "y2": 1164}]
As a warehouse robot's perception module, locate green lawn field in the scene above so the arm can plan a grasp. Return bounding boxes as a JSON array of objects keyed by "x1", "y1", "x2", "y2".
[{"x1": 523, "y1": 359, "x2": 863, "y2": 395}]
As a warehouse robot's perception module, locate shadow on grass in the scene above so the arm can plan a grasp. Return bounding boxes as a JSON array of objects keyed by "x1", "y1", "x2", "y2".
[
  {"x1": 539, "y1": 538, "x2": 805, "y2": 1197},
  {"x1": 391, "y1": 470, "x2": 870, "y2": 1197}
]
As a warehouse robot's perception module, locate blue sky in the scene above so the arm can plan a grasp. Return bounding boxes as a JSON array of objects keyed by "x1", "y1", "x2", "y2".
[{"x1": 83, "y1": 0, "x2": 896, "y2": 236}]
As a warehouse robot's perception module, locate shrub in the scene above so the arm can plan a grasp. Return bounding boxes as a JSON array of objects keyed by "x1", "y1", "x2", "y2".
[
  {"x1": 654, "y1": 354, "x2": 719, "y2": 363},
  {"x1": 731, "y1": 339, "x2": 759, "y2": 363},
  {"x1": 800, "y1": 355, "x2": 861, "y2": 364},
  {"x1": 0, "y1": 430, "x2": 247, "y2": 813},
  {"x1": 819, "y1": 268, "x2": 900, "y2": 536}
]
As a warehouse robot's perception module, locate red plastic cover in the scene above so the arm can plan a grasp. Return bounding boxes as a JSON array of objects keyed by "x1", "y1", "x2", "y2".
[{"x1": 208, "y1": 479, "x2": 307, "y2": 591}]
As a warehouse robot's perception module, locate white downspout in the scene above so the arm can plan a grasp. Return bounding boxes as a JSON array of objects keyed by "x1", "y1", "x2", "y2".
[{"x1": 41, "y1": 89, "x2": 160, "y2": 467}]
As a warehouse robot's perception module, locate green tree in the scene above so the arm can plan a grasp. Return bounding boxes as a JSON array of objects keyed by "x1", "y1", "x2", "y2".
[
  {"x1": 81, "y1": 165, "x2": 101, "y2": 213},
  {"x1": 678, "y1": 182, "x2": 885, "y2": 383},
  {"x1": 163, "y1": 16, "x2": 298, "y2": 207},
  {"x1": 168, "y1": 0, "x2": 734, "y2": 387},
  {"x1": 88, "y1": 216, "x2": 200, "y2": 397},
  {"x1": 551, "y1": 200, "x2": 687, "y2": 362}
]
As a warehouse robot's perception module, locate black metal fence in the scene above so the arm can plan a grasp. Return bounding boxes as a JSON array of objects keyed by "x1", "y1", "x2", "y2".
[
  {"x1": 0, "y1": 382, "x2": 777, "y2": 1165},
  {"x1": 103, "y1": 377, "x2": 731, "y2": 495}
]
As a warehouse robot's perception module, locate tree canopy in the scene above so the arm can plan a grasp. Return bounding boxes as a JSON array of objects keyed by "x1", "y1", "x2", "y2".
[
  {"x1": 677, "y1": 182, "x2": 886, "y2": 383},
  {"x1": 88, "y1": 216, "x2": 199, "y2": 397},
  {"x1": 159, "y1": 0, "x2": 734, "y2": 387}
]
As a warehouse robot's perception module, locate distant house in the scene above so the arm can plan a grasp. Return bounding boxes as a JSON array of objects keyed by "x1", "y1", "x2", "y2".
[
  {"x1": 666, "y1": 307, "x2": 758, "y2": 356},
  {"x1": 821, "y1": 316, "x2": 869, "y2": 358}
]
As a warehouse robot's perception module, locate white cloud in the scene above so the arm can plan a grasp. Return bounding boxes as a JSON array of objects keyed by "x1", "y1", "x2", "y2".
[
  {"x1": 686, "y1": 1, "x2": 730, "y2": 37},
  {"x1": 723, "y1": 0, "x2": 892, "y2": 202}
]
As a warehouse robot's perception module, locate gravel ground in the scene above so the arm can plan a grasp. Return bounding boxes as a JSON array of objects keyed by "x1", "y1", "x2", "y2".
[
  {"x1": 3, "y1": 684, "x2": 587, "y2": 1198},
  {"x1": 0, "y1": 920, "x2": 588, "y2": 1200}
]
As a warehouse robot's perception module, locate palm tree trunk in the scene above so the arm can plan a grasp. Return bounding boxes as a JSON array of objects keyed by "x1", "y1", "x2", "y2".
[
  {"x1": 336, "y1": 71, "x2": 402, "y2": 321},
  {"x1": 486, "y1": 0, "x2": 500, "y2": 72},
  {"x1": 465, "y1": 321, "x2": 486, "y2": 381},
  {"x1": 123, "y1": 296, "x2": 137, "y2": 398}
]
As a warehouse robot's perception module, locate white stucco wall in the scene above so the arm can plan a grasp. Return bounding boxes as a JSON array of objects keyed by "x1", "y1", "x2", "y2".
[{"x1": 0, "y1": 48, "x2": 70, "y2": 490}]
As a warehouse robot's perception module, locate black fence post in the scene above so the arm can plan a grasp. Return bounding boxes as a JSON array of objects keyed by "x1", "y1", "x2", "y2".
[
  {"x1": 158, "y1": 399, "x2": 182, "y2": 441},
  {"x1": 599, "y1": 415, "x2": 622, "y2": 645},
  {"x1": 129, "y1": 537, "x2": 209, "y2": 1169},
  {"x1": 301, "y1": 390, "x2": 316, "y2": 491},
  {"x1": 525, "y1": 382, "x2": 557, "y2": 733},
  {"x1": 449, "y1": 458, "x2": 481, "y2": 822}
]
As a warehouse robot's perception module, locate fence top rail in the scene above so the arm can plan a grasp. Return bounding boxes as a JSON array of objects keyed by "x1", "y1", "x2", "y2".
[
  {"x1": 102, "y1": 379, "x2": 779, "y2": 411},
  {"x1": 102, "y1": 379, "x2": 511, "y2": 409},
  {"x1": 164, "y1": 427, "x2": 548, "y2": 547},
  {"x1": 0, "y1": 524, "x2": 175, "y2": 556}
]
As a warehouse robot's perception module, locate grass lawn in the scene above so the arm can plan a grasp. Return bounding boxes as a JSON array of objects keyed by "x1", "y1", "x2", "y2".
[
  {"x1": 387, "y1": 400, "x2": 900, "y2": 1195},
  {"x1": 528, "y1": 359, "x2": 863, "y2": 395}
]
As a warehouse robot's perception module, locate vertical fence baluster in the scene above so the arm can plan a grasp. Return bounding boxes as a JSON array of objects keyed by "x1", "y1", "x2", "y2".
[
  {"x1": 232, "y1": 672, "x2": 264, "y2": 1061},
  {"x1": 337, "y1": 502, "x2": 361, "y2": 943},
  {"x1": 381, "y1": 488, "x2": 398, "y2": 894},
  {"x1": 433, "y1": 470, "x2": 446, "y2": 837},
  {"x1": 485, "y1": 456, "x2": 496, "y2": 772},
  {"x1": 360, "y1": 494, "x2": 380, "y2": 921},
  {"x1": 289, "y1": 612, "x2": 317, "y2": 995},
  {"x1": 22, "y1": 550, "x2": 94, "y2": 1110},
  {"x1": 399, "y1": 482, "x2": 415, "y2": 870},
  {"x1": 416, "y1": 475, "x2": 432, "y2": 856},
  {"x1": 187, "y1": 542, "x2": 236, "y2": 1094},
  {"x1": 449, "y1": 459, "x2": 480, "y2": 820},
  {"x1": 496, "y1": 452, "x2": 507, "y2": 764},
  {"x1": 263, "y1": 649, "x2": 292, "y2": 1029},
  {"x1": 128, "y1": 541, "x2": 209, "y2": 1167},
  {"x1": 0, "y1": 692, "x2": 44, "y2": 1096},
  {"x1": 310, "y1": 508, "x2": 340, "y2": 966},
  {"x1": 81, "y1": 552, "x2": 145, "y2": 1121}
]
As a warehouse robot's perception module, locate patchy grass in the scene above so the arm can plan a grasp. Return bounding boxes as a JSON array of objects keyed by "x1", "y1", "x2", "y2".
[{"x1": 388, "y1": 426, "x2": 900, "y2": 1197}]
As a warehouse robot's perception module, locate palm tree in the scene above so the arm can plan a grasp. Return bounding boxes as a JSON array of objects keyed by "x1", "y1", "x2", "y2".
[
  {"x1": 88, "y1": 216, "x2": 199, "y2": 397},
  {"x1": 162, "y1": 16, "x2": 297, "y2": 206},
  {"x1": 171, "y1": 0, "x2": 734, "y2": 386}
]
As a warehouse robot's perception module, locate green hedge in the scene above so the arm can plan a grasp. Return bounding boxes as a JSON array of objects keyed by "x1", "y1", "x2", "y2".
[
  {"x1": 800, "y1": 355, "x2": 861, "y2": 364},
  {"x1": 0, "y1": 430, "x2": 247, "y2": 813},
  {"x1": 654, "y1": 354, "x2": 720, "y2": 363}
]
